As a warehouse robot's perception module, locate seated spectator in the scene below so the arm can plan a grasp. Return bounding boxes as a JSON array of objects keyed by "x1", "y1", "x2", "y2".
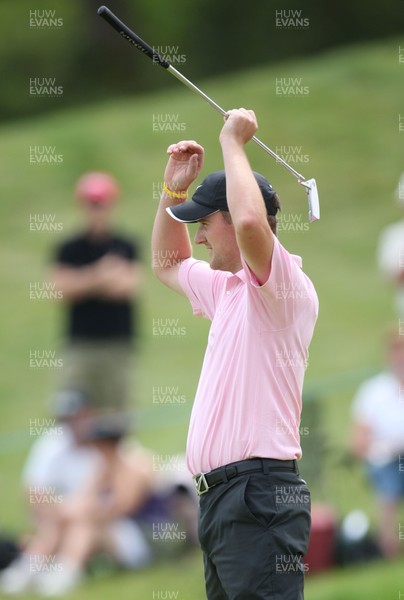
[
  {"x1": 350, "y1": 330, "x2": 404, "y2": 556},
  {"x1": 0, "y1": 391, "x2": 153, "y2": 596},
  {"x1": 377, "y1": 173, "x2": 404, "y2": 317},
  {"x1": 1, "y1": 391, "x2": 198, "y2": 596}
]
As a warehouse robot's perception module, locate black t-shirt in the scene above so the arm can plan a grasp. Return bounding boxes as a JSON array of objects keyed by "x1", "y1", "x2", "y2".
[{"x1": 55, "y1": 232, "x2": 139, "y2": 340}]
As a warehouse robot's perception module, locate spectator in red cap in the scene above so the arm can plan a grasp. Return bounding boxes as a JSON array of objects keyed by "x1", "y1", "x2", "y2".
[{"x1": 50, "y1": 172, "x2": 143, "y2": 411}]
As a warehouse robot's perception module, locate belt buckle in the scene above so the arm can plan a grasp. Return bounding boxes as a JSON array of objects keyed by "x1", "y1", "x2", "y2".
[{"x1": 193, "y1": 472, "x2": 209, "y2": 496}]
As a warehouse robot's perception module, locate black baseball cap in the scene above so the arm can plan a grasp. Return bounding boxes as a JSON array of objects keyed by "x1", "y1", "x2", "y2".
[{"x1": 166, "y1": 170, "x2": 278, "y2": 223}]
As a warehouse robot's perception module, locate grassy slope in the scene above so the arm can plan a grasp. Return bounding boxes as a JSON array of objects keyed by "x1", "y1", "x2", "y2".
[{"x1": 0, "y1": 37, "x2": 402, "y2": 598}]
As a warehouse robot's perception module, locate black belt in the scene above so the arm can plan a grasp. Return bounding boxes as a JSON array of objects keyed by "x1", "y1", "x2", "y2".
[{"x1": 193, "y1": 458, "x2": 297, "y2": 496}]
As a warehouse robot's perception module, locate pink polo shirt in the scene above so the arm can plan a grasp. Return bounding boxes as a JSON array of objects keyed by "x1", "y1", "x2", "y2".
[{"x1": 178, "y1": 237, "x2": 318, "y2": 475}]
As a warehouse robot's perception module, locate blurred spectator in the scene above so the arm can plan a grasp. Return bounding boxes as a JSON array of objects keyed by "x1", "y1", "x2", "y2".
[
  {"x1": 22, "y1": 389, "x2": 102, "y2": 503},
  {"x1": 0, "y1": 392, "x2": 198, "y2": 596},
  {"x1": 51, "y1": 172, "x2": 143, "y2": 410},
  {"x1": 0, "y1": 394, "x2": 153, "y2": 596},
  {"x1": 377, "y1": 173, "x2": 404, "y2": 318},
  {"x1": 350, "y1": 330, "x2": 404, "y2": 556}
]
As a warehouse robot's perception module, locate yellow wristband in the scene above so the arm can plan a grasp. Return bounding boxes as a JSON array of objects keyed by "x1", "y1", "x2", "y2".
[{"x1": 163, "y1": 182, "x2": 188, "y2": 200}]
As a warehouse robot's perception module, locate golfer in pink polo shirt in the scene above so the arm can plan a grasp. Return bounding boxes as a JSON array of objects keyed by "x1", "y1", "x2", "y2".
[{"x1": 152, "y1": 108, "x2": 318, "y2": 599}]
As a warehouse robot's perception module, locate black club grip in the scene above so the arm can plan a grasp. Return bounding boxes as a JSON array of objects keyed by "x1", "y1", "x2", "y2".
[{"x1": 97, "y1": 6, "x2": 170, "y2": 69}]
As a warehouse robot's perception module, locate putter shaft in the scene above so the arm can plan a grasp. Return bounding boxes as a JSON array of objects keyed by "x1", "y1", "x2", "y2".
[{"x1": 168, "y1": 65, "x2": 305, "y2": 182}]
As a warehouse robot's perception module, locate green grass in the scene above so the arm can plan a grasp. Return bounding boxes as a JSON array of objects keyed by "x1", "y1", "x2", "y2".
[
  {"x1": 1, "y1": 37, "x2": 403, "y2": 598},
  {"x1": 6, "y1": 555, "x2": 404, "y2": 600}
]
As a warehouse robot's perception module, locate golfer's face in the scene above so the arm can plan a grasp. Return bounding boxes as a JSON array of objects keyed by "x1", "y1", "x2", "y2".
[
  {"x1": 194, "y1": 212, "x2": 240, "y2": 272},
  {"x1": 82, "y1": 200, "x2": 113, "y2": 232}
]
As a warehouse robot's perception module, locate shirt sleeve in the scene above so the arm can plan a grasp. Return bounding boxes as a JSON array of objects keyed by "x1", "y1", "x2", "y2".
[
  {"x1": 54, "y1": 240, "x2": 76, "y2": 266},
  {"x1": 178, "y1": 258, "x2": 226, "y2": 320},
  {"x1": 109, "y1": 237, "x2": 138, "y2": 261},
  {"x1": 241, "y1": 237, "x2": 319, "y2": 330},
  {"x1": 116, "y1": 235, "x2": 143, "y2": 262},
  {"x1": 377, "y1": 226, "x2": 402, "y2": 277},
  {"x1": 22, "y1": 434, "x2": 64, "y2": 488},
  {"x1": 351, "y1": 380, "x2": 377, "y2": 425}
]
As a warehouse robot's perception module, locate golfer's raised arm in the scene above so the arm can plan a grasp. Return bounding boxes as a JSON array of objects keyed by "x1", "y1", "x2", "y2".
[
  {"x1": 220, "y1": 109, "x2": 275, "y2": 286},
  {"x1": 151, "y1": 141, "x2": 204, "y2": 293}
]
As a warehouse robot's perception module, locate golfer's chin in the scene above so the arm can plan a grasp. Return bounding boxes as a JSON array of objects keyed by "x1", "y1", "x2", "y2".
[
  {"x1": 208, "y1": 252, "x2": 240, "y2": 273},
  {"x1": 208, "y1": 255, "x2": 219, "y2": 271},
  {"x1": 208, "y1": 255, "x2": 227, "y2": 272},
  {"x1": 208, "y1": 257, "x2": 218, "y2": 270}
]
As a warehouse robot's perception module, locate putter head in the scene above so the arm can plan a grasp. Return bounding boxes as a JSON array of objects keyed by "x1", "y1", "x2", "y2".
[{"x1": 300, "y1": 178, "x2": 320, "y2": 222}]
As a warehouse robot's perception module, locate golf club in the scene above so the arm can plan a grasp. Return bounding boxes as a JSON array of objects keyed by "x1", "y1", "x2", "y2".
[{"x1": 97, "y1": 5, "x2": 320, "y2": 222}]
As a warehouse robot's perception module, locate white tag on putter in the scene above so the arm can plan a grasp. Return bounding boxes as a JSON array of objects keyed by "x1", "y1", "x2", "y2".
[{"x1": 300, "y1": 178, "x2": 320, "y2": 222}]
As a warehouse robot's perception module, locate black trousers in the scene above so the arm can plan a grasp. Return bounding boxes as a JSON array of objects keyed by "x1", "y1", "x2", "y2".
[{"x1": 198, "y1": 468, "x2": 311, "y2": 600}]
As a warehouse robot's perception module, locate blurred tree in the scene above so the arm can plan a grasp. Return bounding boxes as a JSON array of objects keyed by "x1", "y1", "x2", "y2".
[{"x1": 0, "y1": 0, "x2": 403, "y2": 123}]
